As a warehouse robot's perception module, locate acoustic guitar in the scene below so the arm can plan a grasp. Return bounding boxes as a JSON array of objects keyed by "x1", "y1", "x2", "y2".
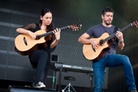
[
  {"x1": 15, "y1": 23, "x2": 82, "y2": 55},
  {"x1": 83, "y1": 20, "x2": 138, "y2": 61}
]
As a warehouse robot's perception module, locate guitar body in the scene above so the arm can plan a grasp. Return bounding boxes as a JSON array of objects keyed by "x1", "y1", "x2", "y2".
[
  {"x1": 14, "y1": 30, "x2": 46, "y2": 55},
  {"x1": 83, "y1": 33, "x2": 110, "y2": 61}
]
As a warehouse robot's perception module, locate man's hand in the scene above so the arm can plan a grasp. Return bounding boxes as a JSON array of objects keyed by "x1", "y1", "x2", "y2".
[{"x1": 115, "y1": 31, "x2": 124, "y2": 41}]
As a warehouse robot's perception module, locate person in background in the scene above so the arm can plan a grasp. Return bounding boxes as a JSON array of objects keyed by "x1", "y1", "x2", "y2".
[
  {"x1": 16, "y1": 8, "x2": 61, "y2": 88},
  {"x1": 78, "y1": 7, "x2": 137, "y2": 92}
]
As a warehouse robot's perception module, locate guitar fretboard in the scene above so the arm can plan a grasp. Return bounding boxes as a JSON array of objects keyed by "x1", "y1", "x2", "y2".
[
  {"x1": 102, "y1": 23, "x2": 133, "y2": 44},
  {"x1": 36, "y1": 26, "x2": 69, "y2": 39}
]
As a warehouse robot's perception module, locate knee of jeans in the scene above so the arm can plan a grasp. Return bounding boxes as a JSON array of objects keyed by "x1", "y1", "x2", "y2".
[{"x1": 121, "y1": 55, "x2": 131, "y2": 65}]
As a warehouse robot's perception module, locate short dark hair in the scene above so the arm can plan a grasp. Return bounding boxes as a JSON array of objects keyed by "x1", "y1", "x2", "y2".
[{"x1": 101, "y1": 7, "x2": 114, "y2": 15}]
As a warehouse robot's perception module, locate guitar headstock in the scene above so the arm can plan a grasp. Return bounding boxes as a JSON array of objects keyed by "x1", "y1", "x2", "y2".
[
  {"x1": 68, "y1": 23, "x2": 82, "y2": 31},
  {"x1": 131, "y1": 20, "x2": 138, "y2": 28}
]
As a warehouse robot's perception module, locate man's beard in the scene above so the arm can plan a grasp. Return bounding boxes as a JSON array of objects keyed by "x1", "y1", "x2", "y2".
[{"x1": 105, "y1": 20, "x2": 112, "y2": 25}]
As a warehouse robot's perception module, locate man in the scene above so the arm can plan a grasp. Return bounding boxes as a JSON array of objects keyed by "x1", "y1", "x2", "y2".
[{"x1": 78, "y1": 7, "x2": 137, "y2": 92}]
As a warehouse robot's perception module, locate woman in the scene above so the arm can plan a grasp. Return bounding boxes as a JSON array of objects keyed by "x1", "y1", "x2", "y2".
[{"x1": 16, "y1": 8, "x2": 61, "y2": 88}]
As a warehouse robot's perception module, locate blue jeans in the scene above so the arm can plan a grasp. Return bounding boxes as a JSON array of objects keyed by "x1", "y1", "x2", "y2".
[{"x1": 92, "y1": 54, "x2": 136, "y2": 92}]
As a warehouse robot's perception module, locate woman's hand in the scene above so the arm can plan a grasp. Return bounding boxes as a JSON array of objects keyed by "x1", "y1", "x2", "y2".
[
  {"x1": 53, "y1": 28, "x2": 61, "y2": 41},
  {"x1": 50, "y1": 28, "x2": 61, "y2": 48},
  {"x1": 27, "y1": 31, "x2": 37, "y2": 39}
]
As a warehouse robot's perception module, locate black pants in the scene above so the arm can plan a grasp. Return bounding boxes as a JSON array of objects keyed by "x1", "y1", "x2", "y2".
[{"x1": 29, "y1": 49, "x2": 51, "y2": 84}]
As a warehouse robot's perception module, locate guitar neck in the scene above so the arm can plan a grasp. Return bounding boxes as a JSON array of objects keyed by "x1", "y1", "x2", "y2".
[
  {"x1": 102, "y1": 23, "x2": 133, "y2": 44},
  {"x1": 36, "y1": 26, "x2": 69, "y2": 39}
]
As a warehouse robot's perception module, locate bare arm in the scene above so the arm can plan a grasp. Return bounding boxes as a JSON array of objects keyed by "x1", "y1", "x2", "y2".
[
  {"x1": 78, "y1": 33, "x2": 99, "y2": 49},
  {"x1": 115, "y1": 31, "x2": 125, "y2": 50},
  {"x1": 16, "y1": 28, "x2": 36, "y2": 39},
  {"x1": 16, "y1": 28, "x2": 30, "y2": 34},
  {"x1": 78, "y1": 33, "x2": 91, "y2": 44},
  {"x1": 50, "y1": 28, "x2": 61, "y2": 48}
]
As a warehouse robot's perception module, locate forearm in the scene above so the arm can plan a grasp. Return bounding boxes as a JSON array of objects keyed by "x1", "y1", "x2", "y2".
[
  {"x1": 116, "y1": 31, "x2": 125, "y2": 50},
  {"x1": 78, "y1": 33, "x2": 92, "y2": 45},
  {"x1": 16, "y1": 28, "x2": 30, "y2": 34},
  {"x1": 50, "y1": 39, "x2": 59, "y2": 48},
  {"x1": 118, "y1": 39, "x2": 125, "y2": 50},
  {"x1": 78, "y1": 38, "x2": 91, "y2": 45}
]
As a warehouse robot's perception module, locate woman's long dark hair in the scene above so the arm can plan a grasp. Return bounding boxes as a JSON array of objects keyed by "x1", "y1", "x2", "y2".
[{"x1": 39, "y1": 8, "x2": 55, "y2": 32}]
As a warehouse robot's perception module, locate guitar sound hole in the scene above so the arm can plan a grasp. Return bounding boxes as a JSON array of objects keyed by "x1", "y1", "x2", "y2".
[{"x1": 23, "y1": 37, "x2": 28, "y2": 46}]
